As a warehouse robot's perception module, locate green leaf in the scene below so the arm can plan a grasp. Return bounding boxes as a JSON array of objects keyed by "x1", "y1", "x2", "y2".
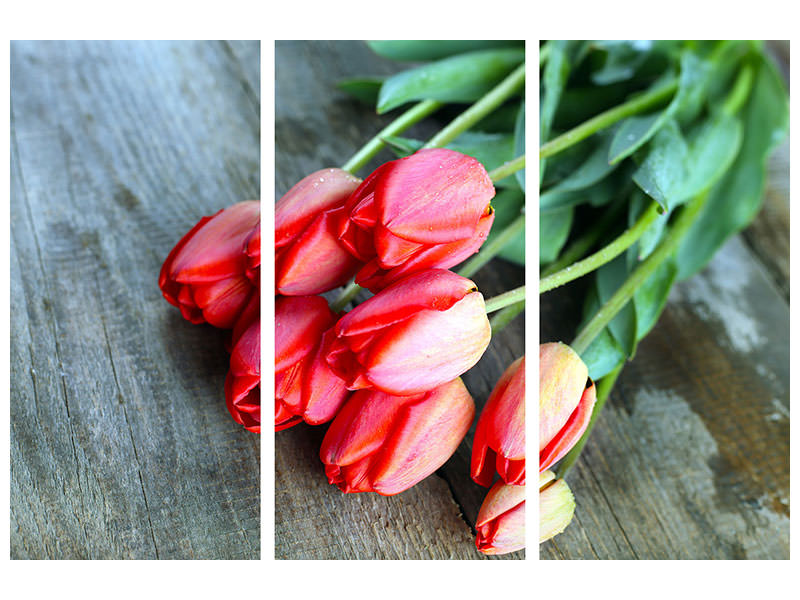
[
  {"x1": 513, "y1": 100, "x2": 525, "y2": 192},
  {"x1": 676, "y1": 54, "x2": 789, "y2": 281},
  {"x1": 609, "y1": 52, "x2": 712, "y2": 164},
  {"x1": 544, "y1": 130, "x2": 617, "y2": 195},
  {"x1": 367, "y1": 40, "x2": 523, "y2": 62},
  {"x1": 376, "y1": 48, "x2": 524, "y2": 114},
  {"x1": 679, "y1": 111, "x2": 743, "y2": 200},
  {"x1": 627, "y1": 190, "x2": 667, "y2": 264},
  {"x1": 596, "y1": 255, "x2": 638, "y2": 358},
  {"x1": 540, "y1": 174, "x2": 619, "y2": 211},
  {"x1": 540, "y1": 206, "x2": 573, "y2": 264},
  {"x1": 486, "y1": 188, "x2": 525, "y2": 265},
  {"x1": 337, "y1": 77, "x2": 384, "y2": 105},
  {"x1": 633, "y1": 258, "x2": 677, "y2": 339},
  {"x1": 540, "y1": 41, "x2": 571, "y2": 184},
  {"x1": 589, "y1": 40, "x2": 653, "y2": 85},
  {"x1": 632, "y1": 119, "x2": 689, "y2": 211},
  {"x1": 579, "y1": 285, "x2": 626, "y2": 381}
]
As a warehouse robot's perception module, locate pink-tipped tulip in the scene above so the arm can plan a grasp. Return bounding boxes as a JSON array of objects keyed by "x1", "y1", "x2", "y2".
[
  {"x1": 160, "y1": 201, "x2": 260, "y2": 328},
  {"x1": 338, "y1": 148, "x2": 495, "y2": 293},
  {"x1": 225, "y1": 314, "x2": 260, "y2": 433},
  {"x1": 320, "y1": 378, "x2": 475, "y2": 496},
  {"x1": 275, "y1": 296, "x2": 350, "y2": 431},
  {"x1": 471, "y1": 356, "x2": 525, "y2": 487},
  {"x1": 276, "y1": 168, "x2": 364, "y2": 296},
  {"x1": 539, "y1": 342, "x2": 596, "y2": 473},
  {"x1": 539, "y1": 470, "x2": 575, "y2": 544},
  {"x1": 325, "y1": 269, "x2": 491, "y2": 396},
  {"x1": 475, "y1": 481, "x2": 525, "y2": 555}
]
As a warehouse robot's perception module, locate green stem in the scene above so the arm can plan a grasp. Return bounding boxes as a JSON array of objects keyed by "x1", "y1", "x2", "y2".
[
  {"x1": 424, "y1": 63, "x2": 526, "y2": 149},
  {"x1": 458, "y1": 213, "x2": 525, "y2": 279},
  {"x1": 540, "y1": 196, "x2": 626, "y2": 278},
  {"x1": 489, "y1": 300, "x2": 525, "y2": 334},
  {"x1": 540, "y1": 201, "x2": 661, "y2": 294},
  {"x1": 487, "y1": 155, "x2": 525, "y2": 183},
  {"x1": 484, "y1": 285, "x2": 526, "y2": 314},
  {"x1": 555, "y1": 364, "x2": 623, "y2": 478},
  {"x1": 331, "y1": 280, "x2": 363, "y2": 313},
  {"x1": 571, "y1": 190, "x2": 710, "y2": 355},
  {"x1": 539, "y1": 78, "x2": 678, "y2": 160},
  {"x1": 341, "y1": 99, "x2": 443, "y2": 174}
]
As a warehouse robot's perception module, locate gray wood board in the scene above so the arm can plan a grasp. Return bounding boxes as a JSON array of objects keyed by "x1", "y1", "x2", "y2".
[
  {"x1": 539, "y1": 147, "x2": 790, "y2": 559},
  {"x1": 275, "y1": 40, "x2": 525, "y2": 559},
  {"x1": 11, "y1": 40, "x2": 260, "y2": 559}
]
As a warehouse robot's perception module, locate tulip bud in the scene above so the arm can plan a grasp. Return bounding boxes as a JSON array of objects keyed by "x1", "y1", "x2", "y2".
[
  {"x1": 475, "y1": 481, "x2": 525, "y2": 555},
  {"x1": 471, "y1": 356, "x2": 525, "y2": 487},
  {"x1": 539, "y1": 342, "x2": 596, "y2": 473},
  {"x1": 539, "y1": 470, "x2": 575, "y2": 544},
  {"x1": 275, "y1": 296, "x2": 350, "y2": 431},
  {"x1": 320, "y1": 378, "x2": 475, "y2": 496},
  {"x1": 276, "y1": 168, "x2": 364, "y2": 296},
  {"x1": 325, "y1": 269, "x2": 491, "y2": 396},
  {"x1": 159, "y1": 201, "x2": 260, "y2": 329},
  {"x1": 338, "y1": 148, "x2": 496, "y2": 293},
  {"x1": 225, "y1": 314, "x2": 260, "y2": 433}
]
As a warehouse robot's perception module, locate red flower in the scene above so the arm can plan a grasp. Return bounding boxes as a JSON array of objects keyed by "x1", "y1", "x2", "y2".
[
  {"x1": 539, "y1": 343, "x2": 596, "y2": 473},
  {"x1": 471, "y1": 356, "x2": 525, "y2": 487},
  {"x1": 475, "y1": 481, "x2": 525, "y2": 555},
  {"x1": 159, "y1": 201, "x2": 260, "y2": 329},
  {"x1": 319, "y1": 378, "x2": 475, "y2": 496},
  {"x1": 338, "y1": 148, "x2": 495, "y2": 293},
  {"x1": 225, "y1": 313, "x2": 260, "y2": 433},
  {"x1": 325, "y1": 269, "x2": 491, "y2": 396},
  {"x1": 276, "y1": 168, "x2": 364, "y2": 296},
  {"x1": 275, "y1": 296, "x2": 350, "y2": 431}
]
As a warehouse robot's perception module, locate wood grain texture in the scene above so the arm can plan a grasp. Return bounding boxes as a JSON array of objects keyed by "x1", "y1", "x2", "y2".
[
  {"x1": 275, "y1": 41, "x2": 525, "y2": 560},
  {"x1": 540, "y1": 124, "x2": 789, "y2": 557},
  {"x1": 11, "y1": 40, "x2": 260, "y2": 559}
]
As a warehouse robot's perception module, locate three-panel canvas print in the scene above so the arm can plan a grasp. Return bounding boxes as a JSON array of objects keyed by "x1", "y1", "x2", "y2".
[{"x1": 9, "y1": 40, "x2": 789, "y2": 562}]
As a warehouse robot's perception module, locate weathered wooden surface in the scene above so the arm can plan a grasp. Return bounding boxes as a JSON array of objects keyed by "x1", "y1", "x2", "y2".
[
  {"x1": 10, "y1": 41, "x2": 260, "y2": 559},
  {"x1": 539, "y1": 95, "x2": 789, "y2": 558},
  {"x1": 275, "y1": 41, "x2": 525, "y2": 559}
]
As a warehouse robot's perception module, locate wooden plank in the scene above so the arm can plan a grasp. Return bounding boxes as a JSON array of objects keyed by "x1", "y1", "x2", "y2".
[
  {"x1": 275, "y1": 40, "x2": 525, "y2": 559},
  {"x1": 539, "y1": 161, "x2": 789, "y2": 560},
  {"x1": 11, "y1": 41, "x2": 260, "y2": 559}
]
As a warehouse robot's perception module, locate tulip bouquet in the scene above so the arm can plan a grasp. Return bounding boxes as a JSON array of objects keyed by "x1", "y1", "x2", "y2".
[
  {"x1": 276, "y1": 40, "x2": 527, "y2": 558},
  {"x1": 538, "y1": 41, "x2": 788, "y2": 544},
  {"x1": 159, "y1": 201, "x2": 261, "y2": 433}
]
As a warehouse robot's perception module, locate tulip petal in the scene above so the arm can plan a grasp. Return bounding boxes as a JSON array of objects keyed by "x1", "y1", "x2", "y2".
[
  {"x1": 376, "y1": 148, "x2": 495, "y2": 244},
  {"x1": 275, "y1": 296, "x2": 335, "y2": 371},
  {"x1": 369, "y1": 379, "x2": 474, "y2": 495},
  {"x1": 539, "y1": 474, "x2": 575, "y2": 544},
  {"x1": 475, "y1": 481, "x2": 526, "y2": 555},
  {"x1": 356, "y1": 208, "x2": 494, "y2": 293},
  {"x1": 539, "y1": 379, "x2": 596, "y2": 473},
  {"x1": 276, "y1": 207, "x2": 362, "y2": 296},
  {"x1": 363, "y1": 291, "x2": 490, "y2": 395},
  {"x1": 169, "y1": 201, "x2": 260, "y2": 283},
  {"x1": 275, "y1": 169, "x2": 361, "y2": 249},
  {"x1": 539, "y1": 342, "x2": 589, "y2": 451},
  {"x1": 334, "y1": 269, "x2": 477, "y2": 337}
]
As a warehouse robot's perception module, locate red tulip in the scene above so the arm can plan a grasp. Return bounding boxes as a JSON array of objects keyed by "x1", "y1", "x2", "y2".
[
  {"x1": 319, "y1": 378, "x2": 475, "y2": 496},
  {"x1": 159, "y1": 201, "x2": 260, "y2": 329},
  {"x1": 471, "y1": 356, "x2": 525, "y2": 487},
  {"x1": 275, "y1": 296, "x2": 350, "y2": 431},
  {"x1": 338, "y1": 148, "x2": 495, "y2": 293},
  {"x1": 475, "y1": 481, "x2": 525, "y2": 555},
  {"x1": 539, "y1": 343, "x2": 596, "y2": 473},
  {"x1": 539, "y1": 470, "x2": 575, "y2": 544},
  {"x1": 325, "y1": 269, "x2": 491, "y2": 396},
  {"x1": 225, "y1": 314, "x2": 260, "y2": 433},
  {"x1": 276, "y1": 168, "x2": 364, "y2": 296}
]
